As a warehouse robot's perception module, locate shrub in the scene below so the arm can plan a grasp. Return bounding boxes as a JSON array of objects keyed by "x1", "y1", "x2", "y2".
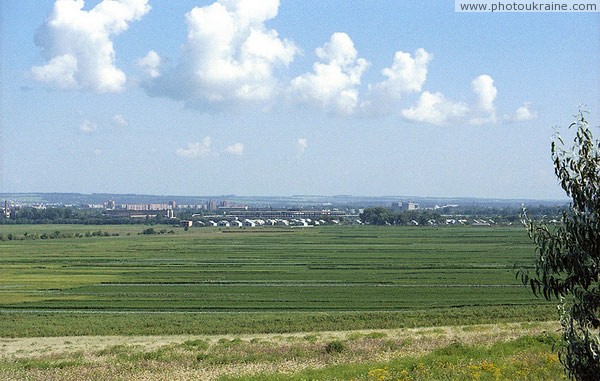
[{"x1": 325, "y1": 340, "x2": 346, "y2": 354}]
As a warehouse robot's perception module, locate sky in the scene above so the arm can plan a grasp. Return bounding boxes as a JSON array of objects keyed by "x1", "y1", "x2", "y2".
[{"x1": 0, "y1": 0, "x2": 598, "y2": 200}]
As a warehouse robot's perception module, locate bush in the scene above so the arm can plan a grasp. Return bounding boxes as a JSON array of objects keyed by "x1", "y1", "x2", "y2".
[
  {"x1": 142, "y1": 228, "x2": 156, "y2": 235},
  {"x1": 325, "y1": 340, "x2": 346, "y2": 354}
]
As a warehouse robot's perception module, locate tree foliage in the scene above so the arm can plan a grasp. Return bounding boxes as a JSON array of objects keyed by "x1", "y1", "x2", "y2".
[
  {"x1": 360, "y1": 207, "x2": 441, "y2": 226},
  {"x1": 520, "y1": 110, "x2": 600, "y2": 380}
]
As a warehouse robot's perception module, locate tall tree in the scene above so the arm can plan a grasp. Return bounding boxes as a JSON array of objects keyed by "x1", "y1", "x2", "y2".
[{"x1": 520, "y1": 109, "x2": 599, "y2": 380}]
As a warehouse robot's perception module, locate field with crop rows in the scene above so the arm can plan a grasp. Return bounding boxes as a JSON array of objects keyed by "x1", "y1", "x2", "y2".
[{"x1": 0, "y1": 225, "x2": 555, "y2": 337}]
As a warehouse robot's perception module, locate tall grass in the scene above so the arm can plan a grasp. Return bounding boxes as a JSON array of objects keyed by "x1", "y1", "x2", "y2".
[{"x1": 0, "y1": 324, "x2": 564, "y2": 381}]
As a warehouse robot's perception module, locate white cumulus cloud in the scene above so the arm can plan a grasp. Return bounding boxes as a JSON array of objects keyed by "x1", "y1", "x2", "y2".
[
  {"x1": 145, "y1": 0, "x2": 298, "y2": 110},
  {"x1": 32, "y1": 54, "x2": 78, "y2": 89},
  {"x1": 470, "y1": 74, "x2": 497, "y2": 124},
  {"x1": 137, "y1": 50, "x2": 161, "y2": 78},
  {"x1": 509, "y1": 102, "x2": 538, "y2": 122},
  {"x1": 289, "y1": 32, "x2": 369, "y2": 115},
  {"x1": 400, "y1": 74, "x2": 526, "y2": 126},
  {"x1": 32, "y1": 0, "x2": 150, "y2": 93},
  {"x1": 176, "y1": 137, "x2": 212, "y2": 158},
  {"x1": 374, "y1": 49, "x2": 431, "y2": 95},
  {"x1": 362, "y1": 48, "x2": 431, "y2": 115},
  {"x1": 401, "y1": 91, "x2": 469, "y2": 126},
  {"x1": 224, "y1": 142, "x2": 245, "y2": 156}
]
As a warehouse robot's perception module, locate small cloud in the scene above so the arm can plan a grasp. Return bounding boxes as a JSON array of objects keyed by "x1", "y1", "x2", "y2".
[
  {"x1": 93, "y1": 148, "x2": 103, "y2": 156},
  {"x1": 137, "y1": 50, "x2": 161, "y2": 78},
  {"x1": 224, "y1": 142, "x2": 245, "y2": 156},
  {"x1": 297, "y1": 138, "x2": 308, "y2": 156},
  {"x1": 79, "y1": 119, "x2": 97, "y2": 134},
  {"x1": 402, "y1": 91, "x2": 468, "y2": 125},
  {"x1": 176, "y1": 137, "x2": 212, "y2": 158},
  {"x1": 507, "y1": 102, "x2": 538, "y2": 122},
  {"x1": 112, "y1": 114, "x2": 128, "y2": 126},
  {"x1": 471, "y1": 75, "x2": 497, "y2": 112},
  {"x1": 470, "y1": 74, "x2": 497, "y2": 124}
]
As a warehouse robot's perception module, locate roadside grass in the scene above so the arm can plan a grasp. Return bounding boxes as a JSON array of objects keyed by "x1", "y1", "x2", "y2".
[
  {"x1": 222, "y1": 335, "x2": 564, "y2": 381},
  {"x1": 0, "y1": 322, "x2": 563, "y2": 381}
]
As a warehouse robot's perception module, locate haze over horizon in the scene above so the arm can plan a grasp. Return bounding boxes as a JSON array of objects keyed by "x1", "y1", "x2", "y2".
[
  {"x1": 1, "y1": 1, "x2": 598, "y2": 200},
  {"x1": 0, "y1": 191, "x2": 570, "y2": 206}
]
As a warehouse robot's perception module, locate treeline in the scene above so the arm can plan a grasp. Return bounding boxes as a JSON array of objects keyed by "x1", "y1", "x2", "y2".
[
  {"x1": 1, "y1": 207, "x2": 174, "y2": 225},
  {"x1": 2, "y1": 204, "x2": 567, "y2": 226},
  {"x1": 451, "y1": 204, "x2": 566, "y2": 220},
  {"x1": 360, "y1": 208, "x2": 442, "y2": 226},
  {"x1": 360, "y1": 204, "x2": 567, "y2": 226},
  {"x1": 141, "y1": 227, "x2": 175, "y2": 235},
  {"x1": 0, "y1": 230, "x2": 121, "y2": 241}
]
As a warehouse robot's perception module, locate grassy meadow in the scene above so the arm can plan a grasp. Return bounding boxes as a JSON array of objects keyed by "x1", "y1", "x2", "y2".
[{"x1": 0, "y1": 224, "x2": 565, "y2": 379}]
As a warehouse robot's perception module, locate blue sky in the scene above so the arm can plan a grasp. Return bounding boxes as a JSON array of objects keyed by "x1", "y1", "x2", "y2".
[{"x1": 1, "y1": 0, "x2": 598, "y2": 199}]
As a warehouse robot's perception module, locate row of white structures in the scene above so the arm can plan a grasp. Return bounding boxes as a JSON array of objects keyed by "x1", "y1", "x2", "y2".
[{"x1": 189, "y1": 218, "x2": 342, "y2": 228}]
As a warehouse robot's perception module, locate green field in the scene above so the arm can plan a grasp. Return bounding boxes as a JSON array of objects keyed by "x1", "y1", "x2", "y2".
[{"x1": 0, "y1": 225, "x2": 555, "y2": 337}]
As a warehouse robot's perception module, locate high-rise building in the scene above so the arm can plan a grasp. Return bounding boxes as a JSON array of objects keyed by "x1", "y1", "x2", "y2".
[
  {"x1": 207, "y1": 200, "x2": 218, "y2": 211},
  {"x1": 405, "y1": 202, "x2": 419, "y2": 211}
]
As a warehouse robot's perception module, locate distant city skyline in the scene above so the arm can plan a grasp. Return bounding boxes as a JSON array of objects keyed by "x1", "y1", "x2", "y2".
[
  {"x1": 0, "y1": 192, "x2": 569, "y2": 209},
  {"x1": 1, "y1": 1, "x2": 598, "y2": 200}
]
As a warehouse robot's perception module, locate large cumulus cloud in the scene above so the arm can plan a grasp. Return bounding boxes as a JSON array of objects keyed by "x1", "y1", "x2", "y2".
[
  {"x1": 31, "y1": 0, "x2": 537, "y2": 126},
  {"x1": 143, "y1": 0, "x2": 298, "y2": 110},
  {"x1": 289, "y1": 32, "x2": 369, "y2": 116},
  {"x1": 32, "y1": 0, "x2": 150, "y2": 93}
]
